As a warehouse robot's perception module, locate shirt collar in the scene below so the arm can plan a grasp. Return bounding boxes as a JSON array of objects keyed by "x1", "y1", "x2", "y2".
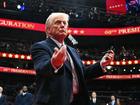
[
  {"x1": 92, "y1": 98, "x2": 96, "y2": 103},
  {"x1": 50, "y1": 37, "x2": 65, "y2": 48},
  {"x1": 112, "y1": 100, "x2": 115, "y2": 104},
  {"x1": 22, "y1": 92, "x2": 27, "y2": 96}
]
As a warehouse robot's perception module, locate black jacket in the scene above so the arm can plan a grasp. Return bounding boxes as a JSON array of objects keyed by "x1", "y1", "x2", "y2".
[
  {"x1": 90, "y1": 98, "x2": 102, "y2": 105},
  {"x1": 15, "y1": 93, "x2": 33, "y2": 105},
  {"x1": 31, "y1": 38, "x2": 105, "y2": 105},
  {"x1": 0, "y1": 95, "x2": 7, "y2": 105}
]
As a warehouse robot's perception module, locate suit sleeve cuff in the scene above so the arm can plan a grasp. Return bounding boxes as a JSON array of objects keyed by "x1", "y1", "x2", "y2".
[{"x1": 100, "y1": 61, "x2": 107, "y2": 73}]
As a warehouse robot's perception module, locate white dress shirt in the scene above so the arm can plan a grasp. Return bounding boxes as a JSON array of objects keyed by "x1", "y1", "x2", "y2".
[
  {"x1": 92, "y1": 98, "x2": 96, "y2": 103},
  {"x1": 0, "y1": 93, "x2": 2, "y2": 98}
]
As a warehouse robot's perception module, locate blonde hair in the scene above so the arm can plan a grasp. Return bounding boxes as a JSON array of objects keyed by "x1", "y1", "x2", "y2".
[{"x1": 45, "y1": 12, "x2": 69, "y2": 37}]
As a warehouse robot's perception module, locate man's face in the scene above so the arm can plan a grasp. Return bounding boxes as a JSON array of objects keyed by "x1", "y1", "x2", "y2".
[
  {"x1": 111, "y1": 95, "x2": 115, "y2": 101},
  {"x1": 92, "y1": 92, "x2": 96, "y2": 98},
  {"x1": 47, "y1": 15, "x2": 69, "y2": 41},
  {"x1": 0, "y1": 87, "x2": 3, "y2": 93},
  {"x1": 22, "y1": 86, "x2": 28, "y2": 92}
]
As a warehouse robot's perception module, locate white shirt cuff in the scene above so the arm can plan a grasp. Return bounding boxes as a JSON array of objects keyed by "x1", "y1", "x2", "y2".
[{"x1": 100, "y1": 61, "x2": 107, "y2": 73}]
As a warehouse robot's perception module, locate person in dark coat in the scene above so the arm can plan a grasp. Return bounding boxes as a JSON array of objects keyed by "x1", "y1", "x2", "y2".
[
  {"x1": 107, "y1": 95, "x2": 120, "y2": 105},
  {"x1": 90, "y1": 91, "x2": 102, "y2": 105},
  {"x1": 31, "y1": 12, "x2": 114, "y2": 105},
  {"x1": 0, "y1": 86, "x2": 7, "y2": 105},
  {"x1": 15, "y1": 86, "x2": 33, "y2": 105}
]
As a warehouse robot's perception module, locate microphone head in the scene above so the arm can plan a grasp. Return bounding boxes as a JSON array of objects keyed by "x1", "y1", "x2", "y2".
[{"x1": 68, "y1": 34, "x2": 78, "y2": 45}]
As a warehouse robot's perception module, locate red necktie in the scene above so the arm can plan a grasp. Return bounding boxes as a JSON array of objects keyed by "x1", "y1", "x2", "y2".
[{"x1": 66, "y1": 50, "x2": 79, "y2": 102}]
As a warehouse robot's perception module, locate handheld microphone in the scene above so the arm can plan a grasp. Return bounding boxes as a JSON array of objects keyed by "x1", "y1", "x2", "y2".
[
  {"x1": 102, "y1": 46, "x2": 114, "y2": 54},
  {"x1": 102, "y1": 46, "x2": 114, "y2": 60},
  {"x1": 68, "y1": 34, "x2": 78, "y2": 45}
]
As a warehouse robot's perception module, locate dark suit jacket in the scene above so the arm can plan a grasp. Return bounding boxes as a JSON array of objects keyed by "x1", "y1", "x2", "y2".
[
  {"x1": 108, "y1": 101, "x2": 117, "y2": 105},
  {"x1": 0, "y1": 95, "x2": 7, "y2": 105},
  {"x1": 31, "y1": 38, "x2": 105, "y2": 105},
  {"x1": 90, "y1": 99, "x2": 102, "y2": 105},
  {"x1": 15, "y1": 93, "x2": 33, "y2": 105}
]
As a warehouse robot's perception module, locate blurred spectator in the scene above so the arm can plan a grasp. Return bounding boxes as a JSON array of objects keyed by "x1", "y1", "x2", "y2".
[
  {"x1": 0, "y1": 86, "x2": 7, "y2": 105},
  {"x1": 90, "y1": 91, "x2": 102, "y2": 105},
  {"x1": 126, "y1": 0, "x2": 140, "y2": 15},
  {"x1": 14, "y1": 86, "x2": 33, "y2": 105},
  {"x1": 29, "y1": 82, "x2": 36, "y2": 94},
  {"x1": 0, "y1": 40, "x2": 32, "y2": 54},
  {"x1": 107, "y1": 95, "x2": 120, "y2": 105}
]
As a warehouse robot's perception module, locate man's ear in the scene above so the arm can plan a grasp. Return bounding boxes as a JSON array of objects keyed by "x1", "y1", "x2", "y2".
[
  {"x1": 46, "y1": 27, "x2": 50, "y2": 34},
  {"x1": 46, "y1": 27, "x2": 51, "y2": 34}
]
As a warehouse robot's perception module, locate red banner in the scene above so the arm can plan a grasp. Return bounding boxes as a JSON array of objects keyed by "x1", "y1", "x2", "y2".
[
  {"x1": 106, "y1": 0, "x2": 126, "y2": 14},
  {"x1": 69, "y1": 27, "x2": 140, "y2": 36},
  {"x1": 98, "y1": 74, "x2": 140, "y2": 80},
  {"x1": 98, "y1": 75, "x2": 131, "y2": 80},
  {"x1": 0, "y1": 67, "x2": 36, "y2": 75},
  {"x1": 0, "y1": 18, "x2": 45, "y2": 32},
  {"x1": 1, "y1": 18, "x2": 140, "y2": 36},
  {"x1": 0, "y1": 66, "x2": 140, "y2": 80}
]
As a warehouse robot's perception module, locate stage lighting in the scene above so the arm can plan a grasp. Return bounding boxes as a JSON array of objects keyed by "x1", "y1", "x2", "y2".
[
  {"x1": 17, "y1": 4, "x2": 21, "y2": 9},
  {"x1": 106, "y1": 66, "x2": 112, "y2": 70},
  {"x1": 3, "y1": 1, "x2": 7, "y2": 8},
  {"x1": 20, "y1": 5, "x2": 25, "y2": 11},
  {"x1": 17, "y1": 3, "x2": 25, "y2": 11},
  {"x1": 130, "y1": 70, "x2": 133, "y2": 72},
  {"x1": 123, "y1": 69, "x2": 126, "y2": 72}
]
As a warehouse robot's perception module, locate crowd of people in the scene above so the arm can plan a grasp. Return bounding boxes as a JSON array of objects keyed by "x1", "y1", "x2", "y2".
[
  {"x1": 0, "y1": 40, "x2": 32, "y2": 54},
  {"x1": 0, "y1": 85, "x2": 33, "y2": 105},
  {"x1": 0, "y1": 39, "x2": 139, "y2": 61},
  {"x1": 90, "y1": 91, "x2": 121, "y2": 105},
  {"x1": 0, "y1": 85, "x2": 139, "y2": 105}
]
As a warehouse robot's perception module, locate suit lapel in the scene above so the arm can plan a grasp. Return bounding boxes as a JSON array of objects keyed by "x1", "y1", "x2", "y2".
[
  {"x1": 45, "y1": 38, "x2": 59, "y2": 50},
  {"x1": 67, "y1": 46, "x2": 83, "y2": 74}
]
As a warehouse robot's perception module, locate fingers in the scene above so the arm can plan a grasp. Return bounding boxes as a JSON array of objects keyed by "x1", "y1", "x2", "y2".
[
  {"x1": 60, "y1": 45, "x2": 67, "y2": 55},
  {"x1": 107, "y1": 50, "x2": 114, "y2": 54},
  {"x1": 101, "y1": 50, "x2": 115, "y2": 67},
  {"x1": 51, "y1": 45, "x2": 67, "y2": 68},
  {"x1": 58, "y1": 45, "x2": 67, "y2": 59},
  {"x1": 53, "y1": 45, "x2": 67, "y2": 57},
  {"x1": 105, "y1": 54, "x2": 114, "y2": 60},
  {"x1": 53, "y1": 47, "x2": 59, "y2": 55},
  {"x1": 60, "y1": 45, "x2": 67, "y2": 61},
  {"x1": 53, "y1": 45, "x2": 67, "y2": 61},
  {"x1": 105, "y1": 50, "x2": 114, "y2": 60}
]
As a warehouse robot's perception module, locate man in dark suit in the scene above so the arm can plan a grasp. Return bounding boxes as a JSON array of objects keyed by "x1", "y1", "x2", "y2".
[
  {"x1": 107, "y1": 95, "x2": 120, "y2": 105},
  {"x1": 0, "y1": 86, "x2": 7, "y2": 105},
  {"x1": 90, "y1": 91, "x2": 101, "y2": 105},
  {"x1": 31, "y1": 12, "x2": 114, "y2": 105},
  {"x1": 15, "y1": 86, "x2": 33, "y2": 105}
]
